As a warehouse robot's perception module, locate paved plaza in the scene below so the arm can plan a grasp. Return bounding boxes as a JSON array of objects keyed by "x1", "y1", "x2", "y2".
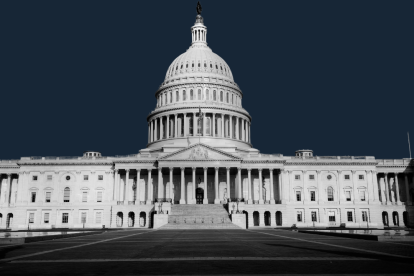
[{"x1": 0, "y1": 229, "x2": 413, "y2": 275}]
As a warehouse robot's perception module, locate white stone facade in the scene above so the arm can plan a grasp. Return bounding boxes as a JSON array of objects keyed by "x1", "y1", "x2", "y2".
[{"x1": 0, "y1": 11, "x2": 413, "y2": 230}]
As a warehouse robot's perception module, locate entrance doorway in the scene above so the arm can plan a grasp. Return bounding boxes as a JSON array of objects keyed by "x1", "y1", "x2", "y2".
[{"x1": 196, "y1": 188, "x2": 204, "y2": 204}]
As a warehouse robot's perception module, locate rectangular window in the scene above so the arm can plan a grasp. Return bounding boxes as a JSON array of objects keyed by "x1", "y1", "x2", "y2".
[
  {"x1": 45, "y1": 192, "x2": 51, "y2": 203},
  {"x1": 97, "y1": 191, "x2": 103, "y2": 202},
  {"x1": 297, "y1": 212, "x2": 302, "y2": 222},
  {"x1": 309, "y1": 175, "x2": 315, "y2": 180},
  {"x1": 362, "y1": 211, "x2": 368, "y2": 222},
  {"x1": 328, "y1": 212, "x2": 335, "y2": 222},
  {"x1": 81, "y1": 212, "x2": 87, "y2": 224},
  {"x1": 327, "y1": 188, "x2": 334, "y2": 201},
  {"x1": 346, "y1": 191, "x2": 351, "y2": 201},
  {"x1": 47, "y1": 175, "x2": 52, "y2": 180},
  {"x1": 359, "y1": 175, "x2": 364, "y2": 180},
  {"x1": 347, "y1": 211, "x2": 353, "y2": 222},
  {"x1": 98, "y1": 175, "x2": 103, "y2": 181},
  {"x1": 44, "y1": 213, "x2": 50, "y2": 224},
  {"x1": 344, "y1": 175, "x2": 350, "y2": 180},
  {"x1": 84, "y1": 175, "x2": 89, "y2": 181},
  {"x1": 31, "y1": 192, "x2": 36, "y2": 203},
  {"x1": 360, "y1": 191, "x2": 366, "y2": 201},
  {"x1": 62, "y1": 213, "x2": 69, "y2": 223},
  {"x1": 96, "y1": 212, "x2": 102, "y2": 224},
  {"x1": 29, "y1": 213, "x2": 35, "y2": 223},
  {"x1": 310, "y1": 191, "x2": 315, "y2": 201},
  {"x1": 296, "y1": 191, "x2": 301, "y2": 201},
  {"x1": 82, "y1": 192, "x2": 88, "y2": 202},
  {"x1": 32, "y1": 176, "x2": 38, "y2": 181},
  {"x1": 311, "y1": 211, "x2": 317, "y2": 222},
  {"x1": 295, "y1": 175, "x2": 300, "y2": 180}
]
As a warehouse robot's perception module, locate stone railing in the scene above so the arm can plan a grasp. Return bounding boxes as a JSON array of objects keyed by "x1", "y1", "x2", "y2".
[
  {"x1": 376, "y1": 159, "x2": 412, "y2": 166},
  {"x1": 155, "y1": 198, "x2": 172, "y2": 203},
  {"x1": 290, "y1": 156, "x2": 375, "y2": 160},
  {"x1": 0, "y1": 160, "x2": 19, "y2": 163}
]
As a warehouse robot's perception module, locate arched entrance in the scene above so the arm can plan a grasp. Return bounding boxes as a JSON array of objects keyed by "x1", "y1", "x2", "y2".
[
  {"x1": 392, "y1": 211, "x2": 399, "y2": 226},
  {"x1": 403, "y1": 211, "x2": 409, "y2": 227},
  {"x1": 264, "y1": 211, "x2": 271, "y2": 226},
  {"x1": 128, "y1": 212, "x2": 135, "y2": 227},
  {"x1": 116, "y1": 212, "x2": 123, "y2": 227},
  {"x1": 196, "y1": 188, "x2": 204, "y2": 204},
  {"x1": 253, "y1": 211, "x2": 259, "y2": 226},
  {"x1": 382, "y1": 211, "x2": 389, "y2": 226},
  {"x1": 243, "y1": 211, "x2": 248, "y2": 229},
  {"x1": 276, "y1": 211, "x2": 282, "y2": 226},
  {"x1": 6, "y1": 214, "x2": 13, "y2": 229},
  {"x1": 139, "y1": 212, "x2": 146, "y2": 227}
]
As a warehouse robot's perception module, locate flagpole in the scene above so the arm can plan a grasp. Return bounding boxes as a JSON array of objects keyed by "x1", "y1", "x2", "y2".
[{"x1": 408, "y1": 132, "x2": 412, "y2": 159}]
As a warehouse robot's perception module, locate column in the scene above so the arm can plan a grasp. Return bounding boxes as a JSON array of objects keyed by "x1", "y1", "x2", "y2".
[
  {"x1": 136, "y1": 169, "x2": 141, "y2": 204},
  {"x1": 114, "y1": 170, "x2": 119, "y2": 201},
  {"x1": 258, "y1": 169, "x2": 264, "y2": 204},
  {"x1": 316, "y1": 170, "x2": 322, "y2": 203},
  {"x1": 337, "y1": 171, "x2": 342, "y2": 203},
  {"x1": 221, "y1": 114, "x2": 225, "y2": 138},
  {"x1": 395, "y1": 173, "x2": 401, "y2": 204},
  {"x1": 148, "y1": 123, "x2": 150, "y2": 143},
  {"x1": 269, "y1": 169, "x2": 275, "y2": 204},
  {"x1": 183, "y1": 113, "x2": 187, "y2": 136},
  {"x1": 154, "y1": 118, "x2": 158, "y2": 141},
  {"x1": 160, "y1": 116, "x2": 163, "y2": 139},
  {"x1": 150, "y1": 121, "x2": 154, "y2": 142},
  {"x1": 226, "y1": 167, "x2": 231, "y2": 202},
  {"x1": 235, "y1": 117, "x2": 239, "y2": 140},
  {"x1": 203, "y1": 114, "x2": 206, "y2": 136},
  {"x1": 203, "y1": 167, "x2": 208, "y2": 204},
  {"x1": 372, "y1": 171, "x2": 379, "y2": 202},
  {"x1": 180, "y1": 167, "x2": 186, "y2": 204},
  {"x1": 193, "y1": 112, "x2": 197, "y2": 137},
  {"x1": 247, "y1": 169, "x2": 252, "y2": 204},
  {"x1": 212, "y1": 113, "x2": 216, "y2": 137},
  {"x1": 192, "y1": 167, "x2": 196, "y2": 204},
  {"x1": 237, "y1": 168, "x2": 242, "y2": 199},
  {"x1": 169, "y1": 167, "x2": 173, "y2": 203},
  {"x1": 302, "y1": 170, "x2": 306, "y2": 203},
  {"x1": 214, "y1": 167, "x2": 219, "y2": 204},
  {"x1": 146, "y1": 169, "x2": 152, "y2": 205},
  {"x1": 366, "y1": 170, "x2": 373, "y2": 203},
  {"x1": 384, "y1": 173, "x2": 389, "y2": 204},
  {"x1": 125, "y1": 169, "x2": 130, "y2": 202},
  {"x1": 158, "y1": 168, "x2": 163, "y2": 200},
  {"x1": 279, "y1": 169, "x2": 284, "y2": 204},
  {"x1": 245, "y1": 120, "x2": 248, "y2": 142},
  {"x1": 174, "y1": 114, "x2": 178, "y2": 138},
  {"x1": 352, "y1": 170, "x2": 358, "y2": 203},
  {"x1": 229, "y1": 115, "x2": 233, "y2": 139},
  {"x1": 4, "y1": 174, "x2": 11, "y2": 204},
  {"x1": 166, "y1": 115, "x2": 170, "y2": 139},
  {"x1": 404, "y1": 173, "x2": 410, "y2": 204}
]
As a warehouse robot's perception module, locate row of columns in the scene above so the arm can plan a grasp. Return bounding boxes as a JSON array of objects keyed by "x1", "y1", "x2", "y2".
[
  {"x1": 380, "y1": 172, "x2": 413, "y2": 204},
  {"x1": 0, "y1": 174, "x2": 13, "y2": 205},
  {"x1": 148, "y1": 113, "x2": 251, "y2": 144}
]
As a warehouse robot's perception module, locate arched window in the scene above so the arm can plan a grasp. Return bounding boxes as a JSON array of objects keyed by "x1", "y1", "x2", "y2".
[
  {"x1": 206, "y1": 90, "x2": 209, "y2": 100},
  {"x1": 206, "y1": 118, "x2": 211, "y2": 135},
  {"x1": 198, "y1": 89, "x2": 201, "y2": 100},
  {"x1": 190, "y1": 89, "x2": 193, "y2": 100},
  {"x1": 213, "y1": 90, "x2": 216, "y2": 101},
  {"x1": 327, "y1": 187, "x2": 334, "y2": 201},
  {"x1": 64, "y1": 187, "x2": 70, "y2": 202},
  {"x1": 183, "y1": 90, "x2": 186, "y2": 101},
  {"x1": 176, "y1": 91, "x2": 179, "y2": 102},
  {"x1": 169, "y1": 92, "x2": 172, "y2": 103},
  {"x1": 231, "y1": 94, "x2": 234, "y2": 105},
  {"x1": 220, "y1": 91, "x2": 223, "y2": 102}
]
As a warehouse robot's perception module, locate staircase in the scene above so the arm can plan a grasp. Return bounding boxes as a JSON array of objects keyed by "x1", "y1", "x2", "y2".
[{"x1": 160, "y1": 204, "x2": 241, "y2": 229}]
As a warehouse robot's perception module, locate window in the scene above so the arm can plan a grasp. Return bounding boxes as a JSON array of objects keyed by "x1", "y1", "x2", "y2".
[
  {"x1": 44, "y1": 213, "x2": 50, "y2": 224},
  {"x1": 190, "y1": 89, "x2": 193, "y2": 100},
  {"x1": 310, "y1": 191, "x2": 315, "y2": 201},
  {"x1": 297, "y1": 212, "x2": 302, "y2": 222},
  {"x1": 183, "y1": 90, "x2": 186, "y2": 101},
  {"x1": 31, "y1": 192, "x2": 36, "y2": 203},
  {"x1": 226, "y1": 93, "x2": 229, "y2": 103},
  {"x1": 198, "y1": 89, "x2": 201, "y2": 100},
  {"x1": 220, "y1": 91, "x2": 223, "y2": 102},
  {"x1": 347, "y1": 211, "x2": 353, "y2": 222},
  {"x1": 84, "y1": 175, "x2": 88, "y2": 181},
  {"x1": 97, "y1": 191, "x2": 103, "y2": 202},
  {"x1": 64, "y1": 187, "x2": 70, "y2": 202},
  {"x1": 29, "y1": 213, "x2": 34, "y2": 223},
  {"x1": 213, "y1": 90, "x2": 216, "y2": 101},
  {"x1": 81, "y1": 212, "x2": 87, "y2": 224},
  {"x1": 346, "y1": 191, "x2": 351, "y2": 201},
  {"x1": 359, "y1": 175, "x2": 364, "y2": 180},
  {"x1": 176, "y1": 91, "x2": 179, "y2": 102},
  {"x1": 362, "y1": 211, "x2": 368, "y2": 222},
  {"x1": 47, "y1": 175, "x2": 52, "y2": 180},
  {"x1": 169, "y1": 92, "x2": 172, "y2": 103},
  {"x1": 98, "y1": 175, "x2": 103, "y2": 181},
  {"x1": 82, "y1": 192, "x2": 88, "y2": 202},
  {"x1": 45, "y1": 192, "x2": 51, "y2": 203},
  {"x1": 206, "y1": 118, "x2": 211, "y2": 135},
  {"x1": 295, "y1": 175, "x2": 300, "y2": 180},
  {"x1": 311, "y1": 211, "x2": 317, "y2": 222},
  {"x1": 62, "y1": 213, "x2": 69, "y2": 223},
  {"x1": 359, "y1": 191, "x2": 366, "y2": 201},
  {"x1": 206, "y1": 89, "x2": 209, "y2": 100},
  {"x1": 309, "y1": 175, "x2": 315, "y2": 180},
  {"x1": 96, "y1": 212, "x2": 102, "y2": 224},
  {"x1": 327, "y1": 187, "x2": 334, "y2": 201},
  {"x1": 296, "y1": 191, "x2": 301, "y2": 201},
  {"x1": 345, "y1": 175, "x2": 350, "y2": 180},
  {"x1": 32, "y1": 176, "x2": 38, "y2": 181}
]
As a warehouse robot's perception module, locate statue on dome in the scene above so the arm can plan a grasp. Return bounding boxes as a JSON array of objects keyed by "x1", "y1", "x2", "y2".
[{"x1": 196, "y1": 1, "x2": 202, "y2": 15}]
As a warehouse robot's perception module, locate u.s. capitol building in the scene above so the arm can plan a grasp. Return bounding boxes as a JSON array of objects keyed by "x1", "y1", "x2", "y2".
[{"x1": 0, "y1": 8, "x2": 413, "y2": 230}]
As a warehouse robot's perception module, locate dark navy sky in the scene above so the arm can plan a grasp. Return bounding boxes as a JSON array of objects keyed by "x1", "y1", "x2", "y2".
[{"x1": 1, "y1": 1, "x2": 413, "y2": 160}]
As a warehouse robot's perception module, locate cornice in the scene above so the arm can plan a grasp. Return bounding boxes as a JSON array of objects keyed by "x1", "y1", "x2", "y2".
[
  {"x1": 115, "y1": 160, "x2": 157, "y2": 164},
  {"x1": 156, "y1": 81, "x2": 242, "y2": 96},
  {"x1": 241, "y1": 160, "x2": 285, "y2": 164},
  {"x1": 158, "y1": 143, "x2": 242, "y2": 161},
  {"x1": 285, "y1": 162, "x2": 378, "y2": 166},
  {"x1": 17, "y1": 162, "x2": 113, "y2": 166},
  {"x1": 0, "y1": 166, "x2": 19, "y2": 169},
  {"x1": 160, "y1": 159, "x2": 240, "y2": 162},
  {"x1": 376, "y1": 165, "x2": 414, "y2": 168}
]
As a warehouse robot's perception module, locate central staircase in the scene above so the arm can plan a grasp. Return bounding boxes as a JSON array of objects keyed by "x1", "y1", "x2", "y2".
[{"x1": 160, "y1": 204, "x2": 240, "y2": 229}]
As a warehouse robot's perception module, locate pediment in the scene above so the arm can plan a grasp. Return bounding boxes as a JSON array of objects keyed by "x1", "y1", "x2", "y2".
[{"x1": 159, "y1": 143, "x2": 241, "y2": 161}]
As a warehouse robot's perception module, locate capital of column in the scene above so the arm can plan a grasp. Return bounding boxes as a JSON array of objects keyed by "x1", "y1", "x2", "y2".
[
  {"x1": 40, "y1": 171, "x2": 45, "y2": 174},
  {"x1": 215, "y1": 167, "x2": 219, "y2": 171},
  {"x1": 125, "y1": 169, "x2": 130, "y2": 172},
  {"x1": 226, "y1": 167, "x2": 231, "y2": 171},
  {"x1": 269, "y1": 168, "x2": 274, "y2": 172},
  {"x1": 337, "y1": 170, "x2": 342, "y2": 175},
  {"x1": 203, "y1": 167, "x2": 208, "y2": 171},
  {"x1": 316, "y1": 170, "x2": 321, "y2": 174},
  {"x1": 180, "y1": 167, "x2": 185, "y2": 171},
  {"x1": 237, "y1": 167, "x2": 241, "y2": 172},
  {"x1": 169, "y1": 167, "x2": 174, "y2": 171},
  {"x1": 258, "y1": 168, "x2": 263, "y2": 172},
  {"x1": 192, "y1": 167, "x2": 196, "y2": 171},
  {"x1": 247, "y1": 168, "x2": 252, "y2": 172},
  {"x1": 384, "y1": 172, "x2": 388, "y2": 175},
  {"x1": 136, "y1": 169, "x2": 141, "y2": 172},
  {"x1": 394, "y1": 172, "x2": 399, "y2": 176},
  {"x1": 114, "y1": 169, "x2": 119, "y2": 173},
  {"x1": 158, "y1": 168, "x2": 162, "y2": 172}
]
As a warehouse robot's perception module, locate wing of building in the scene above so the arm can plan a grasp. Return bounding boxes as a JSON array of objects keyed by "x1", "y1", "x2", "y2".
[{"x1": 0, "y1": 9, "x2": 413, "y2": 230}]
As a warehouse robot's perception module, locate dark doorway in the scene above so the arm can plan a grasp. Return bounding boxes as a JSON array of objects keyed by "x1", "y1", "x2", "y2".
[
  {"x1": 403, "y1": 211, "x2": 408, "y2": 227},
  {"x1": 253, "y1": 211, "x2": 259, "y2": 226},
  {"x1": 243, "y1": 211, "x2": 248, "y2": 229},
  {"x1": 196, "y1": 188, "x2": 204, "y2": 204},
  {"x1": 264, "y1": 211, "x2": 271, "y2": 226},
  {"x1": 392, "y1": 211, "x2": 399, "y2": 226},
  {"x1": 276, "y1": 211, "x2": 282, "y2": 226},
  {"x1": 6, "y1": 213, "x2": 13, "y2": 229},
  {"x1": 382, "y1": 211, "x2": 389, "y2": 226},
  {"x1": 139, "y1": 212, "x2": 146, "y2": 227},
  {"x1": 128, "y1": 212, "x2": 135, "y2": 227}
]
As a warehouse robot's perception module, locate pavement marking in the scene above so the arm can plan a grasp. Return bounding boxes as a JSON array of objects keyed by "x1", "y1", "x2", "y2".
[
  {"x1": 0, "y1": 230, "x2": 156, "y2": 263},
  {"x1": 247, "y1": 230, "x2": 414, "y2": 259},
  {"x1": 10, "y1": 256, "x2": 376, "y2": 263}
]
